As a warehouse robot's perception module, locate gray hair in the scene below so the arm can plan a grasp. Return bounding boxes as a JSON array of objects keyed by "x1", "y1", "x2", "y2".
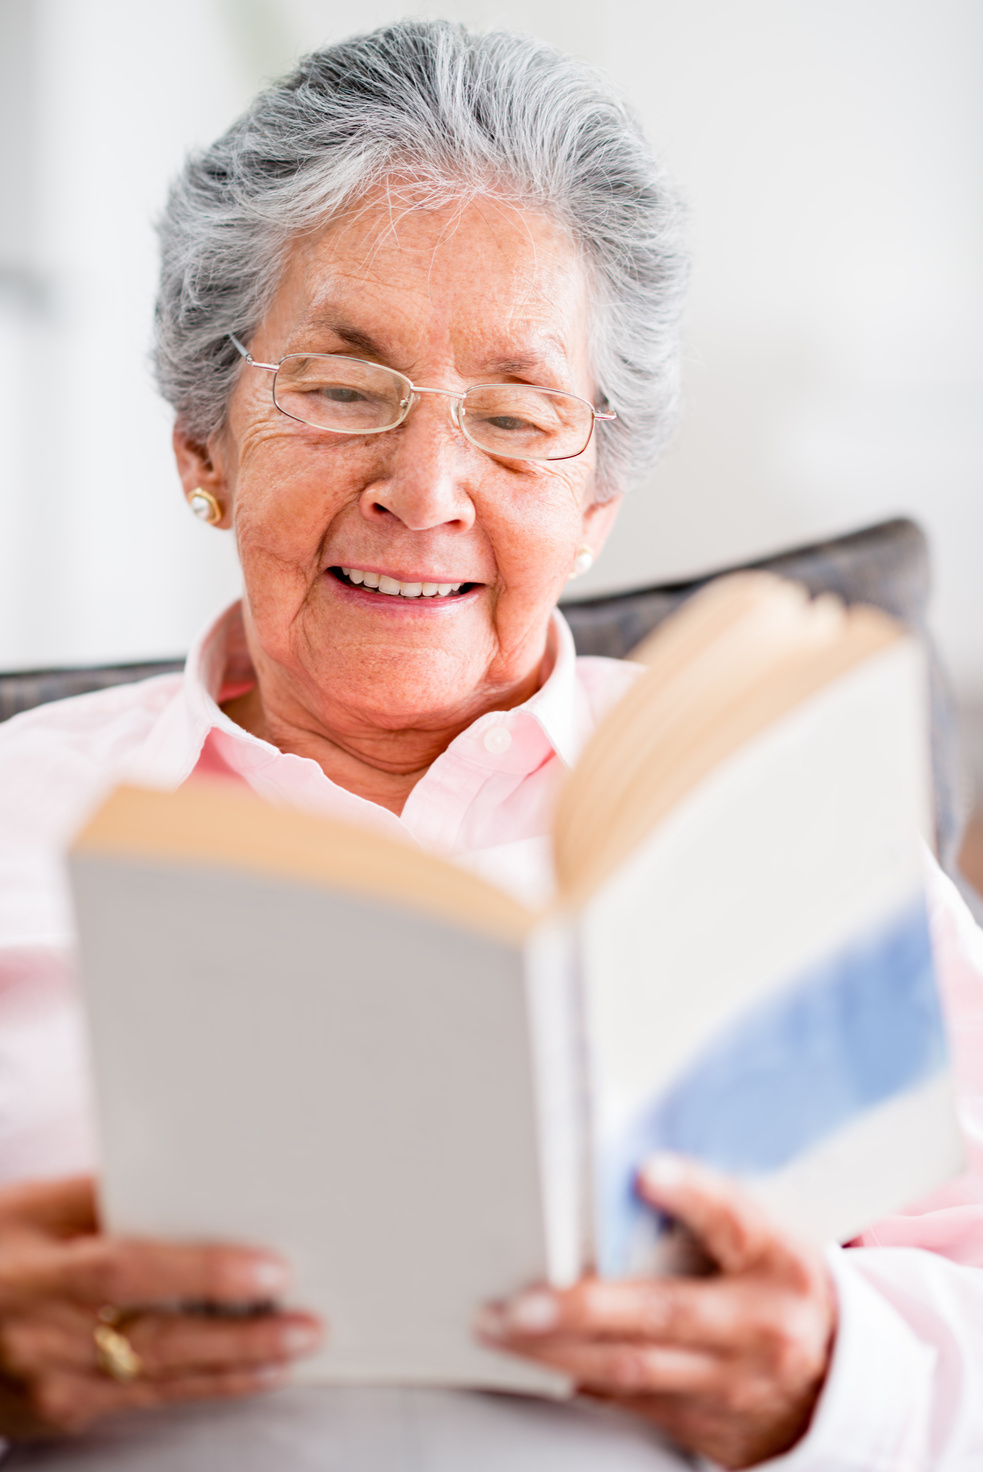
[{"x1": 154, "y1": 20, "x2": 687, "y2": 499}]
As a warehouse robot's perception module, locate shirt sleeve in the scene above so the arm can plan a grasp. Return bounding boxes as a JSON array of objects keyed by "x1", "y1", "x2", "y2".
[
  {"x1": 740, "y1": 1242, "x2": 982, "y2": 1471},
  {"x1": 0, "y1": 947, "x2": 96, "y2": 1188}
]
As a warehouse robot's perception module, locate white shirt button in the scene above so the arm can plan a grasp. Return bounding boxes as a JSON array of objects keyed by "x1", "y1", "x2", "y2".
[{"x1": 483, "y1": 726, "x2": 512, "y2": 754}]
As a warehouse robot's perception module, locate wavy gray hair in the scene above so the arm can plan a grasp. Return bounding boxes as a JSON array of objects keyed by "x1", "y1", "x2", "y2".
[{"x1": 154, "y1": 20, "x2": 687, "y2": 500}]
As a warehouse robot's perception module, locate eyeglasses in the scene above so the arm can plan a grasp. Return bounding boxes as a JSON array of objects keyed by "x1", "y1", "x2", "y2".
[{"x1": 228, "y1": 334, "x2": 615, "y2": 462}]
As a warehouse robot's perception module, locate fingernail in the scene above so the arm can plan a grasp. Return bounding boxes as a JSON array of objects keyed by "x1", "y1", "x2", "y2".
[
  {"x1": 283, "y1": 1322, "x2": 323, "y2": 1356},
  {"x1": 254, "y1": 1363, "x2": 289, "y2": 1387},
  {"x1": 246, "y1": 1257, "x2": 290, "y2": 1295},
  {"x1": 474, "y1": 1305, "x2": 506, "y2": 1341},
  {"x1": 640, "y1": 1153, "x2": 686, "y2": 1191},
  {"x1": 505, "y1": 1290, "x2": 559, "y2": 1335}
]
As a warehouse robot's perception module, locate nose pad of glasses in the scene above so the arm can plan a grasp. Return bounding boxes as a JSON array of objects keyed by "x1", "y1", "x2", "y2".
[{"x1": 396, "y1": 391, "x2": 417, "y2": 427}]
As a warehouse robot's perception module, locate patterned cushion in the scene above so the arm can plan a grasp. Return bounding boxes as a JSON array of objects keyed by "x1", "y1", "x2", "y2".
[{"x1": 0, "y1": 660, "x2": 184, "y2": 725}]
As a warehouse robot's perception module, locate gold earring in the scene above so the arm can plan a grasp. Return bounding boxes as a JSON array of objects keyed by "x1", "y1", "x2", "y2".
[
  {"x1": 188, "y1": 489, "x2": 223, "y2": 526},
  {"x1": 567, "y1": 543, "x2": 594, "y2": 580}
]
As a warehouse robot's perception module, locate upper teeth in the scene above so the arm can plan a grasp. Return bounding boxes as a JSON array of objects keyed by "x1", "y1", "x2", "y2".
[{"x1": 341, "y1": 568, "x2": 465, "y2": 598}]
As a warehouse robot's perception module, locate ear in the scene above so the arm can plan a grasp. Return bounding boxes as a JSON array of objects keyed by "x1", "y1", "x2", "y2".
[
  {"x1": 580, "y1": 493, "x2": 623, "y2": 561},
  {"x1": 172, "y1": 423, "x2": 234, "y2": 530}
]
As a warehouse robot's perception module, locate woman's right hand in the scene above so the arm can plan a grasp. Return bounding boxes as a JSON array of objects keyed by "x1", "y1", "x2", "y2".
[{"x1": 0, "y1": 1174, "x2": 324, "y2": 1438}]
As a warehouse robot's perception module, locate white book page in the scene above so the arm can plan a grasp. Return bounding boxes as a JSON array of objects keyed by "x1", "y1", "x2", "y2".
[
  {"x1": 577, "y1": 641, "x2": 956, "y2": 1268},
  {"x1": 72, "y1": 861, "x2": 567, "y2": 1395}
]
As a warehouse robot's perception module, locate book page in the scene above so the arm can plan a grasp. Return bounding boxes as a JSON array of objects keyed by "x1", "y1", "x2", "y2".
[
  {"x1": 575, "y1": 640, "x2": 961, "y2": 1272},
  {"x1": 553, "y1": 575, "x2": 900, "y2": 905}
]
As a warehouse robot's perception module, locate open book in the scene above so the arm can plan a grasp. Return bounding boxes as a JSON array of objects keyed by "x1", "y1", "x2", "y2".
[{"x1": 69, "y1": 573, "x2": 961, "y2": 1395}]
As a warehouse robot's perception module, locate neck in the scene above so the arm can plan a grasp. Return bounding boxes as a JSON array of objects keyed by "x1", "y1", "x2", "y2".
[{"x1": 221, "y1": 660, "x2": 547, "y2": 817}]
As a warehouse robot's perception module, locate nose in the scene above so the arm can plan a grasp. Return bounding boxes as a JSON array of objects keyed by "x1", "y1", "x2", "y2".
[{"x1": 358, "y1": 392, "x2": 478, "y2": 533}]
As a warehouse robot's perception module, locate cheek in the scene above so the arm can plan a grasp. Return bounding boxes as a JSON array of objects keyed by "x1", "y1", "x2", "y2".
[
  {"x1": 232, "y1": 438, "x2": 364, "y2": 562},
  {"x1": 485, "y1": 469, "x2": 592, "y2": 587}
]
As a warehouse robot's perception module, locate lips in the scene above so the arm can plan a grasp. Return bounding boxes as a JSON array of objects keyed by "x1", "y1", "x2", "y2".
[{"x1": 331, "y1": 566, "x2": 478, "y2": 599}]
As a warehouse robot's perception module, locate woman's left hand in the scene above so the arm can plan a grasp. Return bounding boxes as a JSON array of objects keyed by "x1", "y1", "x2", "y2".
[{"x1": 477, "y1": 1156, "x2": 837, "y2": 1470}]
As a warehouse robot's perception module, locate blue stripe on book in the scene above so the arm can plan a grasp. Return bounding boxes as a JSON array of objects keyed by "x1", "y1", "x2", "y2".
[{"x1": 596, "y1": 897, "x2": 946, "y2": 1276}]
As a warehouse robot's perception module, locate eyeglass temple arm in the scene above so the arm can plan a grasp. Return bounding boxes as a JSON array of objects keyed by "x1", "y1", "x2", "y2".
[{"x1": 228, "y1": 332, "x2": 278, "y2": 372}]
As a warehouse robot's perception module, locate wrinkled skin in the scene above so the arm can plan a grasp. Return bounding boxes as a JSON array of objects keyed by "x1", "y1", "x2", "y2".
[{"x1": 479, "y1": 1156, "x2": 836, "y2": 1469}]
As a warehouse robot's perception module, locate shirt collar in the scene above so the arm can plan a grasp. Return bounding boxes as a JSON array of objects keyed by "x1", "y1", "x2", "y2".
[{"x1": 518, "y1": 607, "x2": 585, "y2": 769}]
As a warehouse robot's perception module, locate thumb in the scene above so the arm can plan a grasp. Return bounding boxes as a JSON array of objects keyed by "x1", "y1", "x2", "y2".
[
  {"x1": 0, "y1": 1175, "x2": 98, "y2": 1236},
  {"x1": 637, "y1": 1155, "x2": 784, "y2": 1276}
]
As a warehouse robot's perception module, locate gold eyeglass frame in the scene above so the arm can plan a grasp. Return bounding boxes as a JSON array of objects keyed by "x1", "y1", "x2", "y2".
[{"x1": 227, "y1": 333, "x2": 616, "y2": 462}]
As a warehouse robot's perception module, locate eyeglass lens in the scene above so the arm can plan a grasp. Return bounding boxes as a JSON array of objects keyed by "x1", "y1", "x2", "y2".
[{"x1": 272, "y1": 354, "x2": 594, "y2": 460}]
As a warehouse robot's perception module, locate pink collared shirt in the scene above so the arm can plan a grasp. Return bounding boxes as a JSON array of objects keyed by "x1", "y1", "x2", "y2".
[{"x1": 1, "y1": 600, "x2": 983, "y2": 1470}]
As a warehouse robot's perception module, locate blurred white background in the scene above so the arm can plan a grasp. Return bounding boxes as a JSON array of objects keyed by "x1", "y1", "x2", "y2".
[{"x1": 1, "y1": 0, "x2": 981, "y2": 707}]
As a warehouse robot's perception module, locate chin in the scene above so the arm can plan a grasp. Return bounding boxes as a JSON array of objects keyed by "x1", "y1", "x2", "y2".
[{"x1": 321, "y1": 660, "x2": 486, "y2": 731}]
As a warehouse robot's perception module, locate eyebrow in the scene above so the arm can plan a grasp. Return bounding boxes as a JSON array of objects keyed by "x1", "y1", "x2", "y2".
[
  {"x1": 302, "y1": 311, "x2": 571, "y2": 383},
  {"x1": 490, "y1": 353, "x2": 564, "y2": 377},
  {"x1": 306, "y1": 314, "x2": 386, "y2": 360}
]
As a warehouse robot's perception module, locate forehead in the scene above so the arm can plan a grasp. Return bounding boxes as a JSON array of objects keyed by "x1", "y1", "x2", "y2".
[{"x1": 265, "y1": 192, "x2": 592, "y2": 378}]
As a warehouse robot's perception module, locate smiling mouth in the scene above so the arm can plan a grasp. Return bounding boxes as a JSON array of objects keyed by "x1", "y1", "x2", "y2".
[{"x1": 330, "y1": 567, "x2": 479, "y2": 600}]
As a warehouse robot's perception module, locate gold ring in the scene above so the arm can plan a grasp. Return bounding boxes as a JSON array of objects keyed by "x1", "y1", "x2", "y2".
[{"x1": 93, "y1": 1306, "x2": 143, "y2": 1383}]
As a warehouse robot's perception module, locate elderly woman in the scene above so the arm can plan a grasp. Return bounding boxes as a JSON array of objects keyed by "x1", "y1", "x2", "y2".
[{"x1": 1, "y1": 21, "x2": 982, "y2": 1471}]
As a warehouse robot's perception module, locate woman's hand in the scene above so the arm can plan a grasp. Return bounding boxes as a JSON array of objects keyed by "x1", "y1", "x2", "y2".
[
  {"x1": 478, "y1": 1156, "x2": 836, "y2": 1470},
  {"x1": 0, "y1": 1175, "x2": 324, "y2": 1438}
]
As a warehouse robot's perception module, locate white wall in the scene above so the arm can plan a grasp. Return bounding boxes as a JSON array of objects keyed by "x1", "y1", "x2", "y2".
[{"x1": 1, "y1": 0, "x2": 981, "y2": 697}]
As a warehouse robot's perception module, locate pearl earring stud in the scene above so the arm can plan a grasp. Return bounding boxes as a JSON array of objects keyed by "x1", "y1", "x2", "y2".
[
  {"x1": 188, "y1": 489, "x2": 223, "y2": 526},
  {"x1": 568, "y1": 543, "x2": 594, "y2": 579}
]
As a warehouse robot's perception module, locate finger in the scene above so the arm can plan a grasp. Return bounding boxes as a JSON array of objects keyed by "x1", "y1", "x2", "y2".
[
  {"x1": 0, "y1": 1176, "x2": 97, "y2": 1235},
  {"x1": 0, "y1": 1308, "x2": 324, "y2": 1379},
  {"x1": 0, "y1": 1307, "x2": 93, "y2": 1377},
  {"x1": 480, "y1": 1277, "x2": 746, "y2": 1351},
  {"x1": 0, "y1": 1236, "x2": 290, "y2": 1313},
  {"x1": 497, "y1": 1335, "x2": 721, "y2": 1397},
  {"x1": 129, "y1": 1311, "x2": 324, "y2": 1378},
  {"x1": 21, "y1": 1363, "x2": 289, "y2": 1435},
  {"x1": 637, "y1": 1156, "x2": 800, "y2": 1275}
]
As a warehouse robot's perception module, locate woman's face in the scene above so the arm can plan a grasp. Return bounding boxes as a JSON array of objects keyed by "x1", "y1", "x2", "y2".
[{"x1": 176, "y1": 195, "x2": 621, "y2": 740}]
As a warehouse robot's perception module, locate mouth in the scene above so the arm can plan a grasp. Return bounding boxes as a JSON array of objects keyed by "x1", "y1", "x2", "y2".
[{"x1": 330, "y1": 566, "x2": 480, "y2": 600}]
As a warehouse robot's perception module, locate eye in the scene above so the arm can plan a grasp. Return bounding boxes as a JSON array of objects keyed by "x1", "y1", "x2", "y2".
[{"x1": 317, "y1": 385, "x2": 370, "y2": 404}]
